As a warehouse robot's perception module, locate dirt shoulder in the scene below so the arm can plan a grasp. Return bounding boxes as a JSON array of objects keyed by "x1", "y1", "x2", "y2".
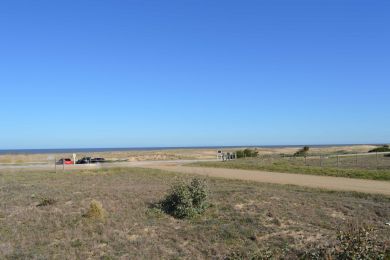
[{"x1": 142, "y1": 164, "x2": 390, "y2": 196}]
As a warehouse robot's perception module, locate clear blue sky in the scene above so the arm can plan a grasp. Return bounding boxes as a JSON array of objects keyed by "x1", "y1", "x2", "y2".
[{"x1": 0, "y1": 0, "x2": 389, "y2": 149}]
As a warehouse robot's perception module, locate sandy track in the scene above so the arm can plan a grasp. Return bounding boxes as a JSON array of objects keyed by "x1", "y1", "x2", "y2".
[{"x1": 142, "y1": 164, "x2": 390, "y2": 196}]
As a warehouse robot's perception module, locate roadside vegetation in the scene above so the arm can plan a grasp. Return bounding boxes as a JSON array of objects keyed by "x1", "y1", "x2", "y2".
[
  {"x1": 1, "y1": 167, "x2": 389, "y2": 258},
  {"x1": 294, "y1": 146, "x2": 310, "y2": 157},
  {"x1": 191, "y1": 145, "x2": 390, "y2": 181},
  {"x1": 236, "y1": 148, "x2": 258, "y2": 158},
  {"x1": 191, "y1": 158, "x2": 390, "y2": 181},
  {"x1": 369, "y1": 144, "x2": 390, "y2": 153}
]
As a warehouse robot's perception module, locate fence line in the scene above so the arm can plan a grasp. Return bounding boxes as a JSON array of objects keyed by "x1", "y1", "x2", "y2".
[{"x1": 327, "y1": 151, "x2": 390, "y2": 158}]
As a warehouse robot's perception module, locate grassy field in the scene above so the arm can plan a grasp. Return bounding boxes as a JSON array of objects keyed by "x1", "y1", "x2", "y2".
[
  {"x1": 0, "y1": 167, "x2": 389, "y2": 259},
  {"x1": 190, "y1": 157, "x2": 390, "y2": 181}
]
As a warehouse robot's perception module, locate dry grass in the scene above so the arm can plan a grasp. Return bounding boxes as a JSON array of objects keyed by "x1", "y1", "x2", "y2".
[
  {"x1": 83, "y1": 200, "x2": 107, "y2": 220},
  {"x1": 0, "y1": 167, "x2": 389, "y2": 259}
]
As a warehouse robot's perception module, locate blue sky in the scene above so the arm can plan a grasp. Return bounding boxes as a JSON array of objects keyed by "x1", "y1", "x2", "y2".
[{"x1": 0, "y1": 0, "x2": 389, "y2": 149}]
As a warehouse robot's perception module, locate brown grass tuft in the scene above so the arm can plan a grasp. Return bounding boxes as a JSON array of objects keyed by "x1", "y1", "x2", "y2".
[
  {"x1": 83, "y1": 200, "x2": 106, "y2": 220},
  {"x1": 37, "y1": 197, "x2": 56, "y2": 207}
]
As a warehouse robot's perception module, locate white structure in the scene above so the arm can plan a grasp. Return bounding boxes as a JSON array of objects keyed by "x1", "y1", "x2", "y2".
[{"x1": 217, "y1": 150, "x2": 237, "y2": 161}]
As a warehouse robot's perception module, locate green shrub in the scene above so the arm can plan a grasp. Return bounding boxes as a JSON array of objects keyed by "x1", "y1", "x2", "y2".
[
  {"x1": 236, "y1": 149, "x2": 258, "y2": 158},
  {"x1": 161, "y1": 178, "x2": 208, "y2": 219},
  {"x1": 369, "y1": 145, "x2": 390, "y2": 153},
  {"x1": 189, "y1": 178, "x2": 208, "y2": 211},
  {"x1": 294, "y1": 146, "x2": 310, "y2": 157}
]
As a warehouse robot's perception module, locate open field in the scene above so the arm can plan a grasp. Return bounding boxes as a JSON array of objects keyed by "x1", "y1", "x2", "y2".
[
  {"x1": 190, "y1": 156, "x2": 390, "y2": 181},
  {"x1": 0, "y1": 167, "x2": 389, "y2": 259}
]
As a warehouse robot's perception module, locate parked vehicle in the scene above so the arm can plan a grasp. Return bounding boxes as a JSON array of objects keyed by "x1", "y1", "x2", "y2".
[
  {"x1": 56, "y1": 158, "x2": 73, "y2": 165},
  {"x1": 91, "y1": 158, "x2": 105, "y2": 163},
  {"x1": 76, "y1": 157, "x2": 92, "y2": 164},
  {"x1": 76, "y1": 157, "x2": 106, "y2": 164}
]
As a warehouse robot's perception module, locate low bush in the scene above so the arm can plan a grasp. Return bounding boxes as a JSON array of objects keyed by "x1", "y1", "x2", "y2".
[
  {"x1": 294, "y1": 146, "x2": 310, "y2": 157},
  {"x1": 302, "y1": 222, "x2": 389, "y2": 259},
  {"x1": 335, "y1": 223, "x2": 389, "y2": 259},
  {"x1": 236, "y1": 149, "x2": 258, "y2": 158},
  {"x1": 369, "y1": 145, "x2": 390, "y2": 153},
  {"x1": 161, "y1": 178, "x2": 208, "y2": 219}
]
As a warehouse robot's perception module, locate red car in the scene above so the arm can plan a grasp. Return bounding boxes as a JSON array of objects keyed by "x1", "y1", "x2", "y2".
[{"x1": 56, "y1": 158, "x2": 73, "y2": 165}]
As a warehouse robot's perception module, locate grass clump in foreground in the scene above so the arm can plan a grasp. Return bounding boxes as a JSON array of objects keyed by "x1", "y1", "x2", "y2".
[
  {"x1": 161, "y1": 178, "x2": 208, "y2": 219},
  {"x1": 83, "y1": 200, "x2": 107, "y2": 220},
  {"x1": 36, "y1": 197, "x2": 56, "y2": 207}
]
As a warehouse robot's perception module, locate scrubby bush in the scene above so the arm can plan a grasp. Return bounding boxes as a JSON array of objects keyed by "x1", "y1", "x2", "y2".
[
  {"x1": 369, "y1": 144, "x2": 390, "y2": 153},
  {"x1": 335, "y1": 223, "x2": 388, "y2": 259},
  {"x1": 188, "y1": 178, "x2": 208, "y2": 210},
  {"x1": 302, "y1": 222, "x2": 389, "y2": 259},
  {"x1": 236, "y1": 149, "x2": 258, "y2": 159},
  {"x1": 294, "y1": 146, "x2": 310, "y2": 157},
  {"x1": 161, "y1": 178, "x2": 208, "y2": 219}
]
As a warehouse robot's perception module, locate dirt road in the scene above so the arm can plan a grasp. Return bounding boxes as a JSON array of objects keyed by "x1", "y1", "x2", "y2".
[{"x1": 142, "y1": 164, "x2": 390, "y2": 196}]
